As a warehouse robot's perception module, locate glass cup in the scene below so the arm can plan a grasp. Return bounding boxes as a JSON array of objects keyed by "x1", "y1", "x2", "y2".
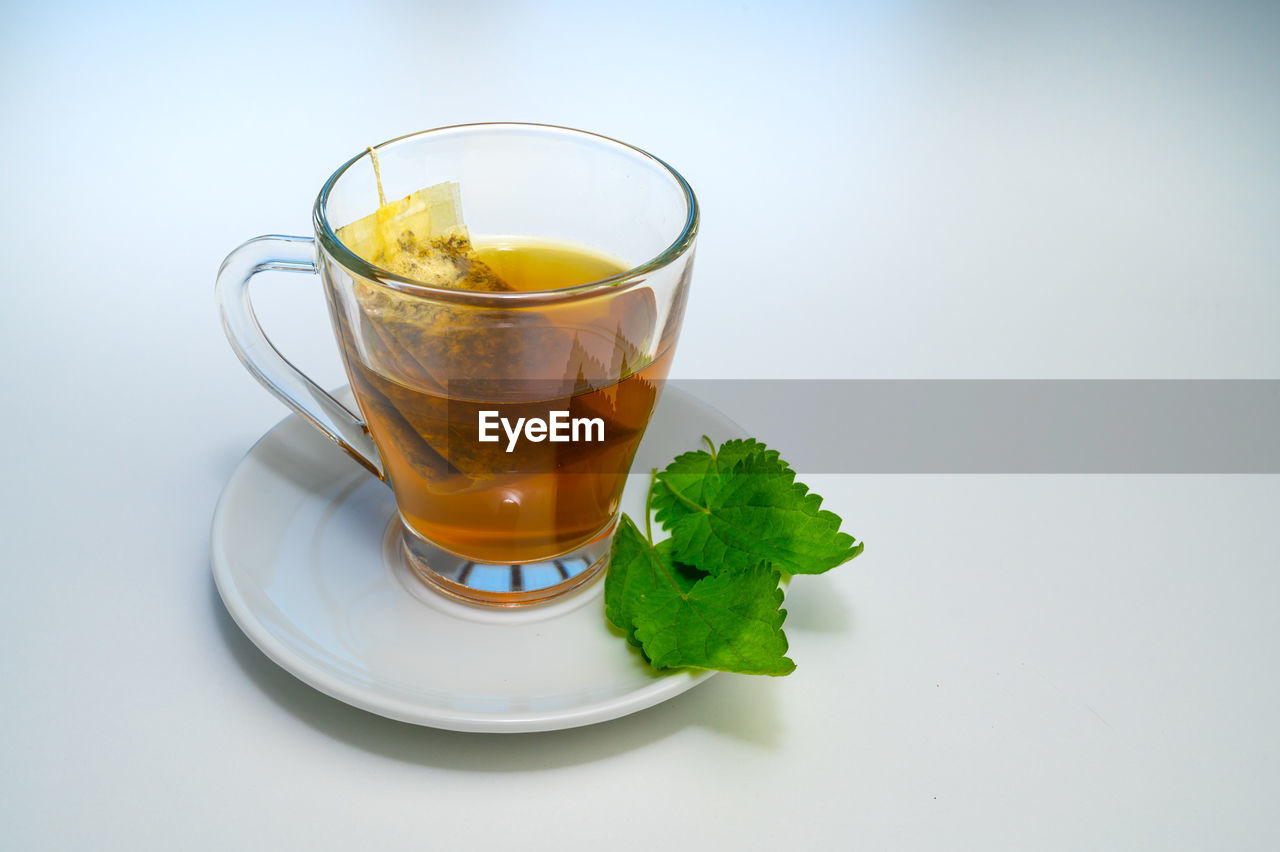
[{"x1": 217, "y1": 123, "x2": 697, "y2": 606}]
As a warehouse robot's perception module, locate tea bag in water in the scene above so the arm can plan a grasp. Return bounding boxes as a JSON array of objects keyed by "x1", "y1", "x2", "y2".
[
  {"x1": 335, "y1": 172, "x2": 520, "y2": 396},
  {"x1": 332, "y1": 171, "x2": 536, "y2": 487}
]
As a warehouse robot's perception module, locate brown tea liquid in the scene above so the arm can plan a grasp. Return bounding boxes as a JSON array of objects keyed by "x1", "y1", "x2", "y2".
[{"x1": 329, "y1": 238, "x2": 671, "y2": 565}]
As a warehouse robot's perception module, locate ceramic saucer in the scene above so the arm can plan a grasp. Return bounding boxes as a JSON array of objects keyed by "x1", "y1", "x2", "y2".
[{"x1": 211, "y1": 386, "x2": 747, "y2": 732}]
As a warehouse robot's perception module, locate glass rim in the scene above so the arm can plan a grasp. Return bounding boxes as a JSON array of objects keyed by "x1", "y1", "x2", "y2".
[{"x1": 313, "y1": 122, "x2": 699, "y2": 306}]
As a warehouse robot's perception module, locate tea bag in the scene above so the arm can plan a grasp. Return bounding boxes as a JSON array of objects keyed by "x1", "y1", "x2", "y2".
[
  {"x1": 337, "y1": 180, "x2": 511, "y2": 292},
  {"x1": 333, "y1": 169, "x2": 540, "y2": 485},
  {"x1": 335, "y1": 170, "x2": 521, "y2": 396}
]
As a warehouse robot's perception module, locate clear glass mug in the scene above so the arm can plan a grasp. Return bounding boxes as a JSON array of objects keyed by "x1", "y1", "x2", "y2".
[{"x1": 217, "y1": 123, "x2": 697, "y2": 606}]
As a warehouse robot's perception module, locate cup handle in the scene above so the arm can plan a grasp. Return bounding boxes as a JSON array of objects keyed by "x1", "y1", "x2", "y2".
[{"x1": 216, "y1": 235, "x2": 384, "y2": 479}]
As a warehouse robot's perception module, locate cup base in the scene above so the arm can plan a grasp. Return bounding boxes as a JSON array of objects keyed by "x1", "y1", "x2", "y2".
[{"x1": 400, "y1": 519, "x2": 616, "y2": 607}]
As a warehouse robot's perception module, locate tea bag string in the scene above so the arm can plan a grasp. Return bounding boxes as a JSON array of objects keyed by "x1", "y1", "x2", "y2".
[{"x1": 368, "y1": 146, "x2": 386, "y2": 208}]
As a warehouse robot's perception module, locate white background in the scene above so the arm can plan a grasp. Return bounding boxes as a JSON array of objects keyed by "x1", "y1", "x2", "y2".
[{"x1": 2, "y1": 1, "x2": 1278, "y2": 849}]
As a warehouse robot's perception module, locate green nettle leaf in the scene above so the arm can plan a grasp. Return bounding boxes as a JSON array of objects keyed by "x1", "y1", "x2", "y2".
[
  {"x1": 633, "y1": 562, "x2": 795, "y2": 676},
  {"x1": 650, "y1": 438, "x2": 784, "y2": 525},
  {"x1": 604, "y1": 516, "x2": 794, "y2": 675},
  {"x1": 651, "y1": 440, "x2": 863, "y2": 576},
  {"x1": 605, "y1": 516, "x2": 702, "y2": 647},
  {"x1": 608, "y1": 437, "x2": 863, "y2": 676}
]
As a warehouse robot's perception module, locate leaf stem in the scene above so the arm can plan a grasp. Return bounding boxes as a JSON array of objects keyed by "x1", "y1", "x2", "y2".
[
  {"x1": 645, "y1": 467, "x2": 657, "y2": 544},
  {"x1": 662, "y1": 478, "x2": 711, "y2": 514},
  {"x1": 702, "y1": 434, "x2": 717, "y2": 457}
]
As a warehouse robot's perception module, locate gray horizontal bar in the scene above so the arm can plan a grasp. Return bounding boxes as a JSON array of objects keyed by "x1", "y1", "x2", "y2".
[{"x1": 675, "y1": 380, "x2": 1280, "y2": 473}]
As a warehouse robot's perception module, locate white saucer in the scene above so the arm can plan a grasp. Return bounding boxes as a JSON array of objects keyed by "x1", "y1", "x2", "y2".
[{"x1": 211, "y1": 386, "x2": 748, "y2": 733}]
